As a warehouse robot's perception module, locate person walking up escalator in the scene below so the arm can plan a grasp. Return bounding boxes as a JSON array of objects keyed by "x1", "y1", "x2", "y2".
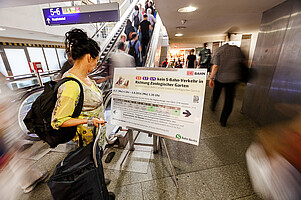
[
  {"x1": 124, "y1": 19, "x2": 135, "y2": 41},
  {"x1": 128, "y1": 32, "x2": 142, "y2": 67},
  {"x1": 132, "y1": 5, "x2": 142, "y2": 32},
  {"x1": 139, "y1": 14, "x2": 151, "y2": 58}
]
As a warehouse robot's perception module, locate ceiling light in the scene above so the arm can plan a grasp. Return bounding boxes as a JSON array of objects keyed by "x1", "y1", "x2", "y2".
[
  {"x1": 175, "y1": 33, "x2": 183, "y2": 37},
  {"x1": 0, "y1": 28, "x2": 6, "y2": 31},
  {"x1": 176, "y1": 26, "x2": 186, "y2": 30},
  {"x1": 178, "y1": 6, "x2": 197, "y2": 13}
]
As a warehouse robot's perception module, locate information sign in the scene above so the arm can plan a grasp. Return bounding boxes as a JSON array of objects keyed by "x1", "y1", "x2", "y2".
[
  {"x1": 111, "y1": 68, "x2": 207, "y2": 146},
  {"x1": 28, "y1": 62, "x2": 43, "y2": 73},
  {"x1": 43, "y1": 3, "x2": 119, "y2": 26}
]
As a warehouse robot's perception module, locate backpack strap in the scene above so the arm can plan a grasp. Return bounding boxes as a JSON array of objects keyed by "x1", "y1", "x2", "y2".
[
  {"x1": 54, "y1": 77, "x2": 84, "y2": 118},
  {"x1": 133, "y1": 40, "x2": 138, "y2": 47},
  {"x1": 132, "y1": 40, "x2": 138, "y2": 54}
]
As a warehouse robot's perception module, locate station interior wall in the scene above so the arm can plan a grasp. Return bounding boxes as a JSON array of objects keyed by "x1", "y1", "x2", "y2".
[{"x1": 242, "y1": 0, "x2": 301, "y2": 125}]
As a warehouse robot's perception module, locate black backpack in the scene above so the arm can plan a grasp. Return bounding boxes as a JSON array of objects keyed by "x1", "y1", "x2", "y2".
[
  {"x1": 23, "y1": 77, "x2": 84, "y2": 148},
  {"x1": 162, "y1": 61, "x2": 167, "y2": 67},
  {"x1": 128, "y1": 40, "x2": 138, "y2": 60},
  {"x1": 133, "y1": 13, "x2": 140, "y2": 29},
  {"x1": 200, "y1": 49, "x2": 211, "y2": 65}
]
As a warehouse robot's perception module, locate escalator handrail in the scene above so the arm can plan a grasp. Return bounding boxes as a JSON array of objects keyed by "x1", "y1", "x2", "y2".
[
  {"x1": 5, "y1": 70, "x2": 60, "y2": 82},
  {"x1": 144, "y1": 14, "x2": 162, "y2": 67}
]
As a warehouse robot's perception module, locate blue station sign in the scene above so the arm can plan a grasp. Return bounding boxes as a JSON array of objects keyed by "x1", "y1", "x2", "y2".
[{"x1": 43, "y1": 3, "x2": 119, "y2": 26}]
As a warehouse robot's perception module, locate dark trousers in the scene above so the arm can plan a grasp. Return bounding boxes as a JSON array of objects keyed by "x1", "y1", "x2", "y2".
[
  {"x1": 141, "y1": 37, "x2": 149, "y2": 57},
  {"x1": 211, "y1": 80, "x2": 236, "y2": 124}
]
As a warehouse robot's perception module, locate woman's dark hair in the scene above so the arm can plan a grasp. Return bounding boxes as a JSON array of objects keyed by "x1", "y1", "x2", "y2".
[
  {"x1": 126, "y1": 19, "x2": 132, "y2": 27},
  {"x1": 65, "y1": 28, "x2": 100, "y2": 60},
  {"x1": 131, "y1": 32, "x2": 137, "y2": 40},
  {"x1": 135, "y1": 5, "x2": 139, "y2": 10}
]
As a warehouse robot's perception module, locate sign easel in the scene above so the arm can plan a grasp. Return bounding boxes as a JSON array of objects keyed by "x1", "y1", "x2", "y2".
[
  {"x1": 120, "y1": 127, "x2": 179, "y2": 187},
  {"x1": 111, "y1": 67, "x2": 207, "y2": 188}
]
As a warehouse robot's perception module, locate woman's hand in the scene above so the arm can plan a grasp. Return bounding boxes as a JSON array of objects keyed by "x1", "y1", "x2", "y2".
[
  {"x1": 209, "y1": 79, "x2": 215, "y2": 88},
  {"x1": 92, "y1": 118, "x2": 106, "y2": 128}
]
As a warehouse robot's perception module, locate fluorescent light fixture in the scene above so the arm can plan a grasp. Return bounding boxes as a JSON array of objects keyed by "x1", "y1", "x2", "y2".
[
  {"x1": 0, "y1": 28, "x2": 6, "y2": 31},
  {"x1": 176, "y1": 26, "x2": 186, "y2": 30},
  {"x1": 178, "y1": 6, "x2": 197, "y2": 13},
  {"x1": 175, "y1": 33, "x2": 183, "y2": 37}
]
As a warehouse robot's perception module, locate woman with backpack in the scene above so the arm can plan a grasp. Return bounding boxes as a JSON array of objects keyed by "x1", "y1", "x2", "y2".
[
  {"x1": 50, "y1": 28, "x2": 115, "y2": 199},
  {"x1": 124, "y1": 19, "x2": 135, "y2": 41},
  {"x1": 132, "y1": 5, "x2": 142, "y2": 32}
]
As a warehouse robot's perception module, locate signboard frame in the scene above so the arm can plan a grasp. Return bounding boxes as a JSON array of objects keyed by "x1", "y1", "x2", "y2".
[
  {"x1": 110, "y1": 67, "x2": 207, "y2": 188},
  {"x1": 111, "y1": 67, "x2": 207, "y2": 146},
  {"x1": 42, "y1": 2, "x2": 120, "y2": 26}
]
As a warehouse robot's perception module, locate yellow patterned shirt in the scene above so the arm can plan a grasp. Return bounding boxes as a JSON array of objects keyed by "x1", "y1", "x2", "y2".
[{"x1": 51, "y1": 73, "x2": 106, "y2": 146}]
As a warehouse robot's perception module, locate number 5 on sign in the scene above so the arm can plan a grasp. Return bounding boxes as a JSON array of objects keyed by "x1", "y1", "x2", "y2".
[{"x1": 50, "y1": 8, "x2": 61, "y2": 15}]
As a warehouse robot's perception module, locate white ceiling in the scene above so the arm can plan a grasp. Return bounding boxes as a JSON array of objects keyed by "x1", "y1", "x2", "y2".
[
  {"x1": 155, "y1": 0, "x2": 286, "y2": 48},
  {"x1": 0, "y1": 0, "x2": 287, "y2": 47},
  {"x1": 0, "y1": 0, "x2": 69, "y2": 8}
]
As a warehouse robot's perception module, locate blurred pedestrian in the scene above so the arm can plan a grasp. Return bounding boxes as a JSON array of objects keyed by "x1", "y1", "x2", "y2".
[
  {"x1": 246, "y1": 104, "x2": 301, "y2": 199},
  {"x1": 55, "y1": 52, "x2": 74, "y2": 80},
  {"x1": 146, "y1": 8, "x2": 156, "y2": 27},
  {"x1": 209, "y1": 32, "x2": 246, "y2": 127},
  {"x1": 138, "y1": 3, "x2": 145, "y2": 15},
  {"x1": 145, "y1": 1, "x2": 155, "y2": 16},
  {"x1": 139, "y1": 14, "x2": 151, "y2": 57},
  {"x1": 132, "y1": 5, "x2": 143, "y2": 32},
  {"x1": 128, "y1": 32, "x2": 142, "y2": 66},
  {"x1": 0, "y1": 73, "x2": 48, "y2": 199},
  {"x1": 110, "y1": 42, "x2": 135, "y2": 80},
  {"x1": 161, "y1": 58, "x2": 168, "y2": 67},
  {"x1": 176, "y1": 58, "x2": 183, "y2": 68},
  {"x1": 124, "y1": 19, "x2": 135, "y2": 41},
  {"x1": 120, "y1": 34, "x2": 129, "y2": 53},
  {"x1": 186, "y1": 49, "x2": 197, "y2": 68},
  {"x1": 198, "y1": 43, "x2": 211, "y2": 70}
]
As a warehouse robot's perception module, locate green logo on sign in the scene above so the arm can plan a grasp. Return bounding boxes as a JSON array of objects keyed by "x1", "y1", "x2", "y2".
[{"x1": 176, "y1": 134, "x2": 181, "y2": 139}]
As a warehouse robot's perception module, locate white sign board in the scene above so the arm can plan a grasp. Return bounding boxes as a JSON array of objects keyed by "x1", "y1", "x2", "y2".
[{"x1": 111, "y1": 68, "x2": 207, "y2": 146}]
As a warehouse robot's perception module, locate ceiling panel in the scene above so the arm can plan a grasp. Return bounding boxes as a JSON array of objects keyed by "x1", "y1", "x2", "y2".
[{"x1": 154, "y1": 0, "x2": 286, "y2": 47}]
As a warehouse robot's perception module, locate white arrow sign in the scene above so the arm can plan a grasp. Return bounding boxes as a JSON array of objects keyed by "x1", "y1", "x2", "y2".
[{"x1": 47, "y1": 18, "x2": 50, "y2": 24}]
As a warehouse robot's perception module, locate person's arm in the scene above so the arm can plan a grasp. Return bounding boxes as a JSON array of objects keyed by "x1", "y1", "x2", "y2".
[
  {"x1": 186, "y1": 56, "x2": 188, "y2": 68},
  {"x1": 153, "y1": 15, "x2": 156, "y2": 24},
  {"x1": 139, "y1": 25, "x2": 141, "y2": 32},
  {"x1": 94, "y1": 76, "x2": 111, "y2": 84},
  {"x1": 51, "y1": 81, "x2": 106, "y2": 130},
  {"x1": 209, "y1": 65, "x2": 218, "y2": 88},
  {"x1": 61, "y1": 118, "x2": 105, "y2": 128},
  {"x1": 149, "y1": 24, "x2": 151, "y2": 31}
]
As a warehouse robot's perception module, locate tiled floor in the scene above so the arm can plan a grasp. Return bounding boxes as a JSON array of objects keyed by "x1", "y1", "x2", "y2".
[{"x1": 17, "y1": 83, "x2": 262, "y2": 200}]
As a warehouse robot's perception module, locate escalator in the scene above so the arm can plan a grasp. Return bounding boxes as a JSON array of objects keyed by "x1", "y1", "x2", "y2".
[
  {"x1": 17, "y1": 0, "x2": 141, "y2": 140},
  {"x1": 17, "y1": 1, "x2": 163, "y2": 142}
]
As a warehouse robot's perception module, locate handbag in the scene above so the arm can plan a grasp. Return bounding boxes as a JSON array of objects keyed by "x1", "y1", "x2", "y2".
[
  {"x1": 246, "y1": 142, "x2": 301, "y2": 200},
  {"x1": 47, "y1": 128, "x2": 109, "y2": 200}
]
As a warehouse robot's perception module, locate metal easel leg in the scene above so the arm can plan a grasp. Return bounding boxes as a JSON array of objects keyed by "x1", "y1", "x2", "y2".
[
  {"x1": 153, "y1": 135, "x2": 158, "y2": 154},
  {"x1": 161, "y1": 138, "x2": 179, "y2": 188},
  {"x1": 128, "y1": 129, "x2": 135, "y2": 151},
  {"x1": 120, "y1": 130, "x2": 140, "y2": 166}
]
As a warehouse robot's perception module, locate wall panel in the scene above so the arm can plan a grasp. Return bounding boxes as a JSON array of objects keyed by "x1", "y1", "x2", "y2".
[{"x1": 243, "y1": 0, "x2": 301, "y2": 125}]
